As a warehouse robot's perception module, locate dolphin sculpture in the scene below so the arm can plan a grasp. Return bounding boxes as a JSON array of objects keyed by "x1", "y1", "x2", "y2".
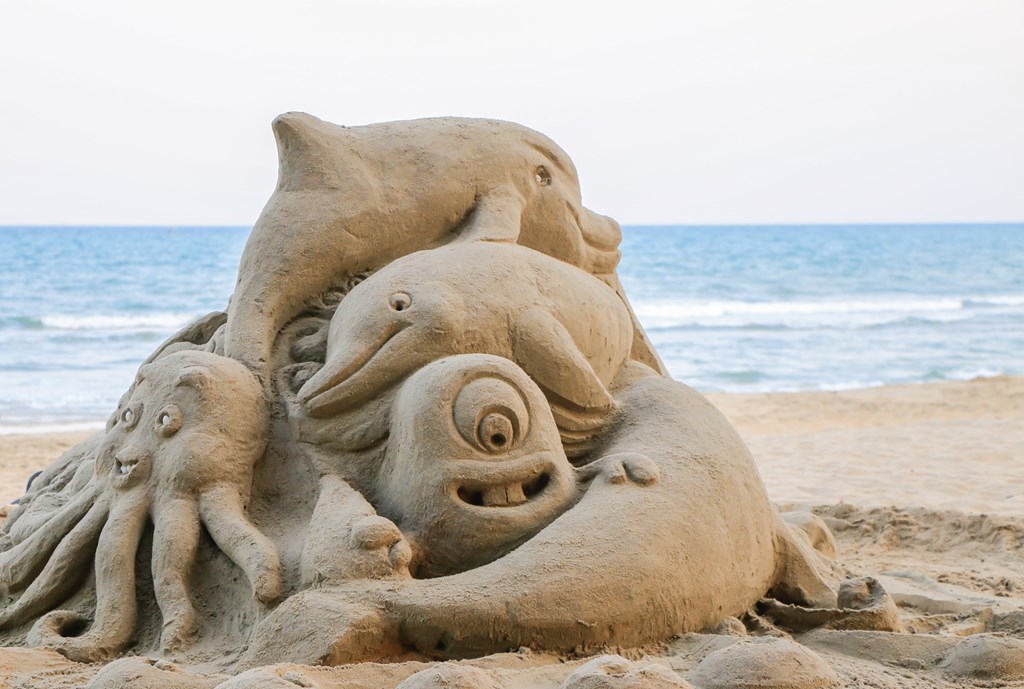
[
  {"x1": 296, "y1": 242, "x2": 634, "y2": 453},
  {"x1": 224, "y1": 112, "x2": 666, "y2": 383}
]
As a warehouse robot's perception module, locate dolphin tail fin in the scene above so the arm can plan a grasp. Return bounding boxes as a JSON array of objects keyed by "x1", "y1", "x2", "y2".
[
  {"x1": 272, "y1": 112, "x2": 350, "y2": 192},
  {"x1": 770, "y1": 512, "x2": 838, "y2": 608}
]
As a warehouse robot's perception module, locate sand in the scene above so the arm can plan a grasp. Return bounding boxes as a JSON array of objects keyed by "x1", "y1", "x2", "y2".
[
  {"x1": 1, "y1": 376, "x2": 1022, "y2": 688},
  {"x1": 4, "y1": 375, "x2": 1020, "y2": 513},
  {"x1": 708, "y1": 374, "x2": 1024, "y2": 517}
]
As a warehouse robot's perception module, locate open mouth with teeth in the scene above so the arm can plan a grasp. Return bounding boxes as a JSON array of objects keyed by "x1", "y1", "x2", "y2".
[{"x1": 456, "y1": 473, "x2": 551, "y2": 508}]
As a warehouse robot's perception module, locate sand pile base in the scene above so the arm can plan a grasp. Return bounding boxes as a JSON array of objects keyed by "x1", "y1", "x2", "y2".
[{"x1": 2, "y1": 500, "x2": 1021, "y2": 689}]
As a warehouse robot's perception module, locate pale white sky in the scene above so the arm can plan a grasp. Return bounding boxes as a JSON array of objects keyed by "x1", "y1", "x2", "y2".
[{"x1": 1, "y1": 0, "x2": 1021, "y2": 225}]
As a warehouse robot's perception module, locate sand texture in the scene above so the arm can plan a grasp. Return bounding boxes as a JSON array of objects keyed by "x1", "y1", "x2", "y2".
[{"x1": 1, "y1": 377, "x2": 1022, "y2": 687}]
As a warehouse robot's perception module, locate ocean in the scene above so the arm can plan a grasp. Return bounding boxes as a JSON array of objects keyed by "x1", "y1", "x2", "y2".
[{"x1": 2, "y1": 225, "x2": 1022, "y2": 433}]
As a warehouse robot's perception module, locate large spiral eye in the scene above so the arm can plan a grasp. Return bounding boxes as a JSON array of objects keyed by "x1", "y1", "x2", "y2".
[
  {"x1": 156, "y1": 404, "x2": 183, "y2": 437},
  {"x1": 121, "y1": 402, "x2": 142, "y2": 431},
  {"x1": 534, "y1": 165, "x2": 551, "y2": 186},
  {"x1": 389, "y1": 292, "x2": 412, "y2": 312},
  {"x1": 453, "y1": 376, "x2": 529, "y2": 455},
  {"x1": 478, "y1": 413, "x2": 515, "y2": 452}
]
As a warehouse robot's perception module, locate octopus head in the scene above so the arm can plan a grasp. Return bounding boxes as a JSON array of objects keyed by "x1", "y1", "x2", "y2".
[{"x1": 98, "y1": 350, "x2": 268, "y2": 493}]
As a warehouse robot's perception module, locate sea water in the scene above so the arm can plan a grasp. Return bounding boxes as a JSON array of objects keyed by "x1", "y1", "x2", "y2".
[{"x1": 1, "y1": 225, "x2": 1022, "y2": 432}]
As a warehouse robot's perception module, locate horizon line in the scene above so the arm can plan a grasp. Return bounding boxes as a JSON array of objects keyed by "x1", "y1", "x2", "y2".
[{"x1": 1, "y1": 221, "x2": 1022, "y2": 230}]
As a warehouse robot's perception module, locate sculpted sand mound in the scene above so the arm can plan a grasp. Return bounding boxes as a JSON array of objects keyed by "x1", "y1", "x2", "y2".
[
  {"x1": 942, "y1": 634, "x2": 1024, "y2": 681},
  {"x1": 560, "y1": 655, "x2": 693, "y2": 689},
  {"x1": 395, "y1": 664, "x2": 508, "y2": 689},
  {"x1": 689, "y1": 639, "x2": 839, "y2": 689}
]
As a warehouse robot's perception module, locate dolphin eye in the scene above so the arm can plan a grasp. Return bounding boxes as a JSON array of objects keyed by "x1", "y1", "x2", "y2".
[
  {"x1": 156, "y1": 404, "x2": 184, "y2": 438},
  {"x1": 389, "y1": 292, "x2": 412, "y2": 312},
  {"x1": 534, "y1": 166, "x2": 551, "y2": 186}
]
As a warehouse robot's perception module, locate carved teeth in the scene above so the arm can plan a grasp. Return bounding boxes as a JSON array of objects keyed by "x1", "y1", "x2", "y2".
[{"x1": 481, "y1": 482, "x2": 528, "y2": 507}]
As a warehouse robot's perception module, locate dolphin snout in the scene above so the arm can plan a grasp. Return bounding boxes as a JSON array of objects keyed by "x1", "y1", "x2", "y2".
[
  {"x1": 579, "y1": 209, "x2": 622, "y2": 251},
  {"x1": 298, "y1": 322, "x2": 411, "y2": 417}
]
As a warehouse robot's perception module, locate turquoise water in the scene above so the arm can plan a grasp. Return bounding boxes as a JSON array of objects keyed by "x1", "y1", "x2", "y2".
[{"x1": 2, "y1": 225, "x2": 1022, "y2": 431}]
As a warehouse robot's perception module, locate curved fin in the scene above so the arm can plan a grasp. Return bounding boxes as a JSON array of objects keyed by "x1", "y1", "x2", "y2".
[
  {"x1": 456, "y1": 183, "x2": 526, "y2": 243},
  {"x1": 272, "y1": 112, "x2": 350, "y2": 191},
  {"x1": 771, "y1": 514, "x2": 837, "y2": 608},
  {"x1": 511, "y1": 308, "x2": 615, "y2": 412}
]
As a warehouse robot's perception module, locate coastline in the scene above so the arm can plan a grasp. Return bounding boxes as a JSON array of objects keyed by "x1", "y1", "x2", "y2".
[{"x1": 2, "y1": 375, "x2": 1020, "y2": 514}]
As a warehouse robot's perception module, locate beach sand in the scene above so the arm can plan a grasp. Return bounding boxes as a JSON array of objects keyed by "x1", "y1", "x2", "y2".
[{"x1": 2, "y1": 376, "x2": 1022, "y2": 687}]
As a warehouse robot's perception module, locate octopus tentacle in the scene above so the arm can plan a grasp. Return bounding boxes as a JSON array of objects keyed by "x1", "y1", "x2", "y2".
[
  {"x1": 0, "y1": 495, "x2": 109, "y2": 630},
  {"x1": 53, "y1": 488, "x2": 149, "y2": 663},
  {"x1": 0, "y1": 481, "x2": 100, "y2": 593},
  {"x1": 4, "y1": 451, "x2": 97, "y2": 541},
  {"x1": 199, "y1": 484, "x2": 282, "y2": 605},
  {"x1": 151, "y1": 497, "x2": 201, "y2": 651}
]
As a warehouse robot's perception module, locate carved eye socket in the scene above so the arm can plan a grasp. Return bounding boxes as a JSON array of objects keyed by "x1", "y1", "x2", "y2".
[
  {"x1": 534, "y1": 166, "x2": 551, "y2": 186},
  {"x1": 156, "y1": 404, "x2": 183, "y2": 437},
  {"x1": 389, "y1": 292, "x2": 412, "y2": 312},
  {"x1": 477, "y1": 413, "x2": 515, "y2": 453},
  {"x1": 453, "y1": 376, "x2": 529, "y2": 455},
  {"x1": 121, "y1": 403, "x2": 142, "y2": 430}
]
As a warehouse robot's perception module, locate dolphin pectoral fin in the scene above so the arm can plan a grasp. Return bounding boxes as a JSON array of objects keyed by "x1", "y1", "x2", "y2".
[
  {"x1": 511, "y1": 309, "x2": 615, "y2": 412},
  {"x1": 458, "y1": 183, "x2": 525, "y2": 243}
]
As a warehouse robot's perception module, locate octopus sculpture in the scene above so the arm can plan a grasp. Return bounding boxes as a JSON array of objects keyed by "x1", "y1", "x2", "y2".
[{"x1": 0, "y1": 350, "x2": 281, "y2": 662}]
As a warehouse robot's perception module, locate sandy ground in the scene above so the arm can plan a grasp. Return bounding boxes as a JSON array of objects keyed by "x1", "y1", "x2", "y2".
[
  {"x1": 1, "y1": 376, "x2": 1022, "y2": 688},
  {"x1": 708, "y1": 374, "x2": 1024, "y2": 517},
  {"x1": 2, "y1": 376, "x2": 1020, "y2": 513}
]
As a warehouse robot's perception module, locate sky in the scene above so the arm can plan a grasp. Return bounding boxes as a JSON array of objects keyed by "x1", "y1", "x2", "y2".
[{"x1": 1, "y1": 0, "x2": 1021, "y2": 225}]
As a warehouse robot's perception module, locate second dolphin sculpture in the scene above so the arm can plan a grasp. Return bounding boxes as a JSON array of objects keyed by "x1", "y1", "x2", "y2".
[{"x1": 297, "y1": 242, "x2": 634, "y2": 454}]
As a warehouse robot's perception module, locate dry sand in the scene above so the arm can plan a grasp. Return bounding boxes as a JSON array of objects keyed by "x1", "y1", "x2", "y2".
[
  {"x1": 1, "y1": 376, "x2": 1022, "y2": 688},
  {"x1": 708, "y1": 374, "x2": 1024, "y2": 517}
]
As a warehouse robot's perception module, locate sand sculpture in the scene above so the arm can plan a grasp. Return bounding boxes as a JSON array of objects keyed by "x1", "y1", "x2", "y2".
[
  {"x1": 0, "y1": 113, "x2": 837, "y2": 670},
  {"x1": 0, "y1": 351, "x2": 278, "y2": 662}
]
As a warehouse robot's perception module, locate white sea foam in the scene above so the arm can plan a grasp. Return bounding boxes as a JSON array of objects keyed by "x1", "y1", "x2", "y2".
[
  {"x1": 38, "y1": 313, "x2": 200, "y2": 331},
  {"x1": 0, "y1": 421, "x2": 105, "y2": 436},
  {"x1": 632, "y1": 294, "x2": 1024, "y2": 329}
]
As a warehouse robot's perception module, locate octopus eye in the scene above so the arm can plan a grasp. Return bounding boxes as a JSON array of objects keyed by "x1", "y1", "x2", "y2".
[
  {"x1": 121, "y1": 403, "x2": 142, "y2": 430},
  {"x1": 156, "y1": 405, "x2": 183, "y2": 437},
  {"x1": 534, "y1": 165, "x2": 551, "y2": 186},
  {"x1": 389, "y1": 292, "x2": 412, "y2": 312}
]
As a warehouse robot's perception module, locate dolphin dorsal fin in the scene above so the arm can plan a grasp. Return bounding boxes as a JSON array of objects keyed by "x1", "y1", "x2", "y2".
[
  {"x1": 457, "y1": 183, "x2": 526, "y2": 243},
  {"x1": 272, "y1": 112, "x2": 350, "y2": 192}
]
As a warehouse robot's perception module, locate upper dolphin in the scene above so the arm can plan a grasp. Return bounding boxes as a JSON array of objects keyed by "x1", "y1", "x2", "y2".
[{"x1": 224, "y1": 113, "x2": 665, "y2": 383}]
